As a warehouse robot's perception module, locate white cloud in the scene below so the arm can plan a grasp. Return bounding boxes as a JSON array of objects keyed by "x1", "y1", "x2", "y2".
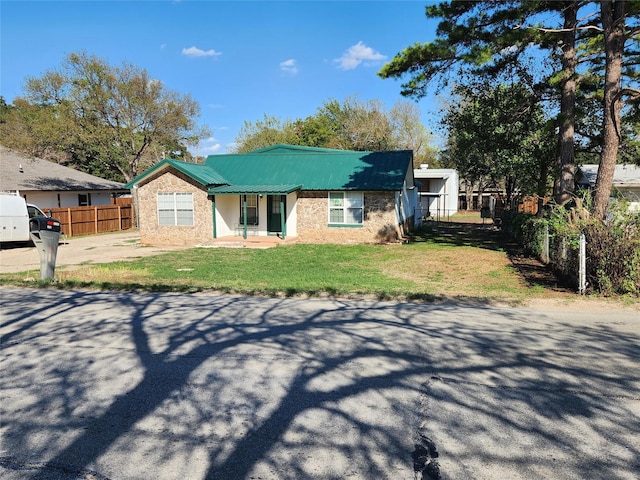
[
  {"x1": 280, "y1": 58, "x2": 298, "y2": 75},
  {"x1": 201, "y1": 142, "x2": 221, "y2": 154},
  {"x1": 187, "y1": 137, "x2": 221, "y2": 157},
  {"x1": 335, "y1": 41, "x2": 386, "y2": 70},
  {"x1": 182, "y1": 46, "x2": 222, "y2": 58}
]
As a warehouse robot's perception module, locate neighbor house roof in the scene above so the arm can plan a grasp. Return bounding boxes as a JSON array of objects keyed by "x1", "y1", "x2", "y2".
[
  {"x1": 576, "y1": 164, "x2": 640, "y2": 187},
  {"x1": 0, "y1": 145, "x2": 126, "y2": 192},
  {"x1": 125, "y1": 144, "x2": 414, "y2": 193},
  {"x1": 413, "y1": 167, "x2": 458, "y2": 180}
]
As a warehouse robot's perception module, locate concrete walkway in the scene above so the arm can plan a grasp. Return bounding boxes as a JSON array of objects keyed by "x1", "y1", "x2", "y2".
[{"x1": 1, "y1": 288, "x2": 639, "y2": 479}]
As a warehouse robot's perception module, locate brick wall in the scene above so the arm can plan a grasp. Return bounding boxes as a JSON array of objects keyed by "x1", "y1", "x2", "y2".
[
  {"x1": 296, "y1": 191, "x2": 404, "y2": 243},
  {"x1": 137, "y1": 170, "x2": 212, "y2": 246}
]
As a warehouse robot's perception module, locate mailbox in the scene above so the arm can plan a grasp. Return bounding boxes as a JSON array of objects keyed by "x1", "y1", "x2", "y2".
[{"x1": 29, "y1": 217, "x2": 62, "y2": 280}]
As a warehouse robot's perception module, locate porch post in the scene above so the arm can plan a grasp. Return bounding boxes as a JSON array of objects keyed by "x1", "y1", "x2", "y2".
[
  {"x1": 211, "y1": 196, "x2": 217, "y2": 239},
  {"x1": 243, "y1": 195, "x2": 248, "y2": 239},
  {"x1": 280, "y1": 196, "x2": 286, "y2": 239}
]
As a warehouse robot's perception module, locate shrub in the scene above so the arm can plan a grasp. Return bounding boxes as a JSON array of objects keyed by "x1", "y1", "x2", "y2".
[
  {"x1": 503, "y1": 194, "x2": 640, "y2": 296},
  {"x1": 585, "y1": 208, "x2": 640, "y2": 296}
]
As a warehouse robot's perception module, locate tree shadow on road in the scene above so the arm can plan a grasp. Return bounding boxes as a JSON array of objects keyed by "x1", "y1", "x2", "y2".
[{"x1": 1, "y1": 288, "x2": 638, "y2": 479}]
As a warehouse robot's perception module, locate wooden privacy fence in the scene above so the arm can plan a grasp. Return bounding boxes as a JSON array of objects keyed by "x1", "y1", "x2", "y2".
[
  {"x1": 517, "y1": 195, "x2": 549, "y2": 215},
  {"x1": 48, "y1": 201, "x2": 134, "y2": 237}
]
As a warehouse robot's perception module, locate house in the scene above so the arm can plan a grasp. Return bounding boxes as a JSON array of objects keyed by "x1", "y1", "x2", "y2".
[
  {"x1": 0, "y1": 145, "x2": 128, "y2": 210},
  {"x1": 576, "y1": 164, "x2": 640, "y2": 212},
  {"x1": 413, "y1": 164, "x2": 459, "y2": 222},
  {"x1": 124, "y1": 144, "x2": 417, "y2": 246}
]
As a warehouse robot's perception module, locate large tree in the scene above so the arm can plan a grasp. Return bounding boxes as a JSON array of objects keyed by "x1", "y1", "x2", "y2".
[
  {"x1": 389, "y1": 100, "x2": 439, "y2": 167},
  {"x1": 2, "y1": 51, "x2": 209, "y2": 182},
  {"x1": 592, "y1": 0, "x2": 640, "y2": 218},
  {"x1": 441, "y1": 82, "x2": 555, "y2": 206},
  {"x1": 378, "y1": 0, "x2": 638, "y2": 212},
  {"x1": 233, "y1": 114, "x2": 301, "y2": 153},
  {"x1": 0, "y1": 96, "x2": 78, "y2": 164},
  {"x1": 233, "y1": 96, "x2": 437, "y2": 163}
]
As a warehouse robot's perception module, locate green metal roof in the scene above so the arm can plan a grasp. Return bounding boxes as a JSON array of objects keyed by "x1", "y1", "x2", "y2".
[
  {"x1": 124, "y1": 145, "x2": 413, "y2": 193},
  {"x1": 209, "y1": 184, "x2": 302, "y2": 195},
  {"x1": 123, "y1": 159, "x2": 228, "y2": 189},
  {"x1": 204, "y1": 144, "x2": 413, "y2": 191}
]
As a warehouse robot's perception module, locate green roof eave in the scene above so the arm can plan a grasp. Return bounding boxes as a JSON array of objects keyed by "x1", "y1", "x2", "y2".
[
  {"x1": 208, "y1": 184, "x2": 302, "y2": 195},
  {"x1": 123, "y1": 159, "x2": 228, "y2": 189}
]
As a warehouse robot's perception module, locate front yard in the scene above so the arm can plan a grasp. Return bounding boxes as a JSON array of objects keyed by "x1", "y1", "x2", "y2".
[{"x1": 0, "y1": 218, "x2": 591, "y2": 306}]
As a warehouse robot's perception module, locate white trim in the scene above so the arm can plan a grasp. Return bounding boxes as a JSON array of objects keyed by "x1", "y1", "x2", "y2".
[
  {"x1": 328, "y1": 191, "x2": 363, "y2": 225},
  {"x1": 157, "y1": 192, "x2": 194, "y2": 226}
]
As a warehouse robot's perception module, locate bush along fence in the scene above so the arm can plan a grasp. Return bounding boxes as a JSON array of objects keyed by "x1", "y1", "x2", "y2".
[
  {"x1": 535, "y1": 224, "x2": 587, "y2": 294},
  {"x1": 502, "y1": 199, "x2": 640, "y2": 296},
  {"x1": 46, "y1": 200, "x2": 134, "y2": 237}
]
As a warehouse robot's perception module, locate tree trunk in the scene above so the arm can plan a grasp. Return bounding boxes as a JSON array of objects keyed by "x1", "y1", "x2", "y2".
[
  {"x1": 593, "y1": 0, "x2": 625, "y2": 220},
  {"x1": 553, "y1": 1, "x2": 578, "y2": 205},
  {"x1": 465, "y1": 180, "x2": 474, "y2": 211}
]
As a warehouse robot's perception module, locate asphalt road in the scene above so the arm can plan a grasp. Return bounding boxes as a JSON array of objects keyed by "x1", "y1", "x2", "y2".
[{"x1": 1, "y1": 288, "x2": 639, "y2": 480}]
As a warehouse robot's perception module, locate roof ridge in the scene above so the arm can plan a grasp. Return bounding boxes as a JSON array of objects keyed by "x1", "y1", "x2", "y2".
[{"x1": 248, "y1": 144, "x2": 361, "y2": 154}]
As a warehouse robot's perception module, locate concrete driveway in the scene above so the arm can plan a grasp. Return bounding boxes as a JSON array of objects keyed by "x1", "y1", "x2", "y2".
[
  {"x1": 0, "y1": 231, "x2": 189, "y2": 274},
  {"x1": 1, "y1": 288, "x2": 638, "y2": 479}
]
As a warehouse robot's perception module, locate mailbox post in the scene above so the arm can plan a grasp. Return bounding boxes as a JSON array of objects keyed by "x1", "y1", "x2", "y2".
[{"x1": 29, "y1": 217, "x2": 62, "y2": 280}]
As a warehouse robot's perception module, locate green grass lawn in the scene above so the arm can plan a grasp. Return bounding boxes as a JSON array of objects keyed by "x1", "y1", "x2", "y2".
[{"x1": 0, "y1": 223, "x2": 561, "y2": 305}]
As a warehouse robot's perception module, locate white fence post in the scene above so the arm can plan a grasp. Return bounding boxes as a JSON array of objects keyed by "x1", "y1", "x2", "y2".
[
  {"x1": 542, "y1": 224, "x2": 549, "y2": 264},
  {"x1": 579, "y1": 233, "x2": 587, "y2": 295}
]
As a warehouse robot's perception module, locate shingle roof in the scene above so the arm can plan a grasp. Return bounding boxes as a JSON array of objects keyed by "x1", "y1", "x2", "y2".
[
  {"x1": 0, "y1": 145, "x2": 126, "y2": 192},
  {"x1": 124, "y1": 144, "x2": 414, "y2": 192},
  {"x1": 577, "y1": 164, "x2": 640, "y2": 187}
]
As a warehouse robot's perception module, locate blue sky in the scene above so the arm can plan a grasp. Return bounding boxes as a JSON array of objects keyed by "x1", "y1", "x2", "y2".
[{"x1": 1, "y1": 1, "x2": 441, "y2": 155}]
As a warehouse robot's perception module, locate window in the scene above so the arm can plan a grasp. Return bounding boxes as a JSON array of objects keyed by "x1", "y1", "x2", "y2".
[
  {"x1": 328, "y1": 192, "x2": 363, "y2": 225},
  {"x1": 239, "y1": 195, "x2": 258, "y2": 225},
  {"x1": 27, "y1": 205, "x2": 46, "y2": 218},
  {"x1": 78, "y1": 193, "x2": 91, "y2": 206},
  {"x1": 157, "y1": 192, "x2": 194, "y2": 226}
]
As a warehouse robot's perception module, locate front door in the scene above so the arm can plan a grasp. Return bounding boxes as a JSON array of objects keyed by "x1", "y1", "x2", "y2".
[{"x1": 267, "y1": 195, "x2": 285, "y2": 233}]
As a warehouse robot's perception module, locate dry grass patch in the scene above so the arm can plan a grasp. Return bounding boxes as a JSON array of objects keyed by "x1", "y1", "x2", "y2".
[
  {"x1": 56, "y1": 265, "x2": 154, "y2": 284},
  {"x1": 379, "y1": 243, "x2": 526, "y2": 298}
]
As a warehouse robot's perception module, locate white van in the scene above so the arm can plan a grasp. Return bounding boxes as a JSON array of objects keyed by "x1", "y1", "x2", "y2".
[{"x1": 0, "y1": 194, "x2": 47, "y2": 243}]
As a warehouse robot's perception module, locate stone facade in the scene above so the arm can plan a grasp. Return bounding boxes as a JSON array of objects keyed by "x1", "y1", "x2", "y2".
[
  {"x1": 295, "y1": 191, "x2": 404, "y2": 244},
  {"x1": 137, "y1": 172, "x2": 410, "y2": 245},
  {"x1": 137, "y1": 171, "x2": 212, "y2": 246}
]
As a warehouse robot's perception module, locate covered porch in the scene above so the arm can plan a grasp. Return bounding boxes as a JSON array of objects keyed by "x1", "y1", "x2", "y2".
[{"x1": 208, "y1": 184, "x2": 300, "y2": 240}]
